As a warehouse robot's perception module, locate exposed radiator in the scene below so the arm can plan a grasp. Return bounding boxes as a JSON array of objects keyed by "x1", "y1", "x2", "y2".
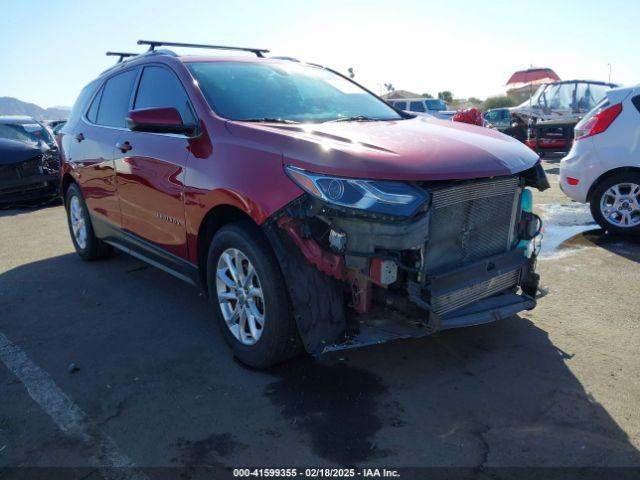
[
  {"x1": 432, "y1": 268, "x2": 521, "y2": 316},
  {"x1": 423, "y1": 176, "x2": 521, "y2": 274}
]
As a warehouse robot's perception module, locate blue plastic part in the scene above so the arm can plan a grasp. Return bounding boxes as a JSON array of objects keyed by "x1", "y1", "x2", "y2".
[{"x1": 518, "y1": 189, "x2": 533, "y2": 254}]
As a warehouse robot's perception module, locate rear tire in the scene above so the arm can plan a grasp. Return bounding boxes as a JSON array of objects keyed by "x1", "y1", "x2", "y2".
[
  {"x1": 65, "y1": 184, "x2": 112, "y2": 260},
  {"x1": 206, "y1": 221, "x2": 302, "y2": 368},
  {"x1": 589, "y1": 172, "x2": 640, "y2": 236}
]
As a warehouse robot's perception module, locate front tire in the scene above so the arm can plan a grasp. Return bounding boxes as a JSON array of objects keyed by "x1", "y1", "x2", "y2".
[
  {"x1": 206, "y1": 221, "x2": 302, "y2": 368},
  {"x1": 65, "y1": 184, "x2": 112, "y2": 260},
  {"x1": 590, "y1": 172, "x2": 640, "y2": 236}
]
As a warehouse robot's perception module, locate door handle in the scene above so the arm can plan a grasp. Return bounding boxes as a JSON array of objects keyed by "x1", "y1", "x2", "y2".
[
  {"x1": 116, "y1": 141, "x2": 132, "y2": 153},
  {"x1": 75, "y1": 133, "x2": 84, "y2": 142}
]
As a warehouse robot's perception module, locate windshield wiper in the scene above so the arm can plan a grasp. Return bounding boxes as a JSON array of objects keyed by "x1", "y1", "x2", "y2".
[
  {"x1": 328, "y1": 115, "x2": 378, "y2": 123},
  {"x1": 326, "y1": 115, "x2": 400, "y2": 123},
  {"x1": 241, "y1": 118, "x2": 299, "y2": 124}
]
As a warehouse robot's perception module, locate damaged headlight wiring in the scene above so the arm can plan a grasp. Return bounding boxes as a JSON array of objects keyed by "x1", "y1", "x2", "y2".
[{"x1": 285, "y1": 165, "x2": 428, "y2": 217}]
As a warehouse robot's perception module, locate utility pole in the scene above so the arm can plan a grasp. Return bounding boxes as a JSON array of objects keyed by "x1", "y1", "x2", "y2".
[{"x1": 608, "y1": 63, "x2": 612, "y2": 83}]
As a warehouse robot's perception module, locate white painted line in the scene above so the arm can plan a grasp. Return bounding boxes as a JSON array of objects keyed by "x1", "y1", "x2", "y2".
[{"x1": 0, "y1": 331, "x2": 148, "y2": 480}]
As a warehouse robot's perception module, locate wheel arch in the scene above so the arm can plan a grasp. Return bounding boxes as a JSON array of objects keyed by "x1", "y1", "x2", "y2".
[
  {"x1": 587, "y1": 166, "x2": 640, "y2": 201},
  {"x1": 196, "y1": 204, "x2": 260, "y2": 290},
  {"x1": 61, "y1": 173, "x2": 77, "y2": 199}
]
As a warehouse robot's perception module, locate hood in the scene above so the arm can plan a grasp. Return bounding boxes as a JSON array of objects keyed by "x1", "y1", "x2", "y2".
[
  {"x1": 0, "y1": 138, "x2": 45, "y2": 165},
  {"x1": 225, "y1": 116, "x2": 539, "y2": 181}
]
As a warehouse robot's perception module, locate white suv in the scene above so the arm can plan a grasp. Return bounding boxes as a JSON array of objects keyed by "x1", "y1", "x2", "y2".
[
  {"x1": 389, "y1": 98, "x2": 455, "y2": 120},
  {"x1": 560, "y1": 86, "x2": 640, "y2": 234}
]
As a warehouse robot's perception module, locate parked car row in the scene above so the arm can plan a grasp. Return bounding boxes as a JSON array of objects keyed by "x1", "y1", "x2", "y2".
[
  {"x1": 483, "y1": 80, "x2": 617, "y2": 157},
  {"x1": 481, "y1": 84, "x2": 639, "y2": 234}
]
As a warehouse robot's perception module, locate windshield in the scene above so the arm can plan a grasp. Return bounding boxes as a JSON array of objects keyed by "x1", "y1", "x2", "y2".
[
  {"x1": 0, "y1": 122, "x2": 54, "y2": 145},
  {"x1": 540, "y1": 83, "x2": 575, "y2": 110},
  {"x1": 575, "y1": 83, "x2": 610, "y2": 112},
  {"x1": 425, "y1": 99, "x2": 447, "y2": 111},
  {"x1": 188, "y1": 62, "x2": 402, "y2": 123},
  {"x1": 528, "y1": 82, "x2": 613, "y2": 112}
]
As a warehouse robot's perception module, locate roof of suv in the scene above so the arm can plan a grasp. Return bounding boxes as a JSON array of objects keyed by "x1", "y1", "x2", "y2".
[{"x1": 100, "y1": 49, "x2": 296, "y2": 78}]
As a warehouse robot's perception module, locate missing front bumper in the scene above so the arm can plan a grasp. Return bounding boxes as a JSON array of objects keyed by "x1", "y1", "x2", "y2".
[{"x1": 322, "y1": 292, "x2": 536, "y2": 354}]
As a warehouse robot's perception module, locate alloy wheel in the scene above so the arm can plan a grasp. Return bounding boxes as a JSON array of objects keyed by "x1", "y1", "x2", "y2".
[
  {"x1": 69, "y1": 195, "x2": 87, "y2": 249},
  {"x1": 215, "y1": 248, "x2": 266, "y2": 346},
  {"x1": 599, "y1": 182, "x2": 640, "y2": 228}
]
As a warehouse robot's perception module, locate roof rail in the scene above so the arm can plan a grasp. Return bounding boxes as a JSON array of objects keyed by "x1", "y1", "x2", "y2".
[
  {"x1": 137, "y1": 40, "x2": 269, "y2": 58},
  {"x1": 106, "y1": 51, "x2": 140, "y2": 63},
  {"x1": 271, "y1": 56, "x2": 300, "y2": 62}
]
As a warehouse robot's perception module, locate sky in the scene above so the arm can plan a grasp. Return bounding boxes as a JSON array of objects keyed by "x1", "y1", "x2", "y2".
[{"x1": 0, "y1": 0, "x2": 638, "y2": 108}]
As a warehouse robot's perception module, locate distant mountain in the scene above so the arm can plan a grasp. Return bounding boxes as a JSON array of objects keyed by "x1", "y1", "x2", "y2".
[{"x1": 0, "y1": 97, "x2": 70, "y2": 121}]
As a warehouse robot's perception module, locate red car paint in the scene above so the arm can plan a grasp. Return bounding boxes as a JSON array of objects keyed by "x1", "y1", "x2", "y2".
[
  {"x1": 537, "y1": 138, "x2": 568, "y2": 150},
  {"x1": 60, "y1": 53, "x2": 539, "y2": 270}
]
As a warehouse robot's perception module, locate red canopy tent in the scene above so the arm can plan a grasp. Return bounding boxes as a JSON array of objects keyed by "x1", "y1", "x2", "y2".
[{"x1": 506, "y1": 68, "x2": 560, "y2": 87}]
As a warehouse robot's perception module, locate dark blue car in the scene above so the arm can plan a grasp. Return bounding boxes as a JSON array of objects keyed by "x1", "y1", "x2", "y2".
[{"x1": 0, "y1": 116, "x2": 60, "y2": 204}]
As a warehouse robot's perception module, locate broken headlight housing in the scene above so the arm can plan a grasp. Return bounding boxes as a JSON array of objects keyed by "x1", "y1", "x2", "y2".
[{"x1": 285, "y1": 165, "x2": 427, "y2": 217}]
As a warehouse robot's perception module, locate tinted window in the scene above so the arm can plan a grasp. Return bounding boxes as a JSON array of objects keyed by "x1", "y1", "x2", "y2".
[
  {"x1": 409, "y1": 101, "x2": 426, "y2": 112},
  {"x1": 134, "y1": 66, "x2": 196, "y2": 125},
  {"x1": 425, "y1": 99, "x2": 447, "y2": 111},
  {"x1": 188, "y1": 62, "x2": 402, "y2": 123},
  {"x1": 393, "y1": 101, "x2": 407, "y2": 110},
  {"x1": 96, "y1": 69, "x2": 137, "y2": 127},
  {"x1": 483, "y1": 110, "x2": 498, "y2": 123},
  {"x1": 86, "y1": 86, "x2": 103, "y2": 123}
]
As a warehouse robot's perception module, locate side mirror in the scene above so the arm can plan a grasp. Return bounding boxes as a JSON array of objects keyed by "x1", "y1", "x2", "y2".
[{"x1": 126, "y1": 107, "x2": 195, "y2": 135}]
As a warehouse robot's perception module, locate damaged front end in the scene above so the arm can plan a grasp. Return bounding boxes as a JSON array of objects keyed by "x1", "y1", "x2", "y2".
[
  {"x1": 264, "y1": 162, "x2": 548, "y2": 355},
  {"x1": 0, "y1": 143, "x2": 60, "y2": 205}
]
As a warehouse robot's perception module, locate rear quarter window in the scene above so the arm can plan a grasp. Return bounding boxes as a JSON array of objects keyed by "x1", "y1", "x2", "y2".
[
  {"x1": 64, "y1": 80, "x2": 99, "y2": 129},
  {"x1": 632, "y1": 95, "x2": 640, "y2": 114},
  {"x1": 86, "y1": 87, "x2": 103, "y2": 124}
]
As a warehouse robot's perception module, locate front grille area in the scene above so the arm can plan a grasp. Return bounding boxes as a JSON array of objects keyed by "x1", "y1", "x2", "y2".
[
  {"x1": 423, "y1": 176, "x2": 521, "y2": 274},
  {"x1": 432, "y1": 268, "x2": 520, "y2": 316}
]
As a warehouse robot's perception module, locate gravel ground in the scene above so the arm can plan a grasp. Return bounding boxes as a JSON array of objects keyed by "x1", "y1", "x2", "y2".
[{"x1": 0, "y1": 159, "x2": 639, "y2": 478}]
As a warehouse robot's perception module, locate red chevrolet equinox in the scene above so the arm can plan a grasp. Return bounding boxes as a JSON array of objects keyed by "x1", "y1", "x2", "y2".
[{"x1": 59, "y1": 41, "x2": 548, "y2": 367}]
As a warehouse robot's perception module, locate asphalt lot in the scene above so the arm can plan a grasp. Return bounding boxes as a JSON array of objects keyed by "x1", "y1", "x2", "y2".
[{"x1": 1, "y1": 159, "x2": 639, "y2": 478}]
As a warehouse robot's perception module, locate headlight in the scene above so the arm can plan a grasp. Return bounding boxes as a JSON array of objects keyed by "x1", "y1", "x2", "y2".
[{"x1": 285, "y1": 166, "x2": 428, "y2": 217}]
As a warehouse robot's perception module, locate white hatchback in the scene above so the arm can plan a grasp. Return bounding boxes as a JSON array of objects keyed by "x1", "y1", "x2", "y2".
[{"x1": 560, "y1": 85, "x2": 640, "y2": 234}]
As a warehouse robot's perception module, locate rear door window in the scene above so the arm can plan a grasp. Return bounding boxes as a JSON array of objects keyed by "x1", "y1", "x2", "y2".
[
  {"x1": 134, "y1": 66, "x2": 196, "y2": 126},
  {"x1": 409, "y1": 101, "x2": 426, "y2": 112},
  {"x1": 96, "y1": 69, "x2": 138, "y2": 127},
  {"x1": 393, "y1": 101, "x2": 407, "y2": 110}
]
